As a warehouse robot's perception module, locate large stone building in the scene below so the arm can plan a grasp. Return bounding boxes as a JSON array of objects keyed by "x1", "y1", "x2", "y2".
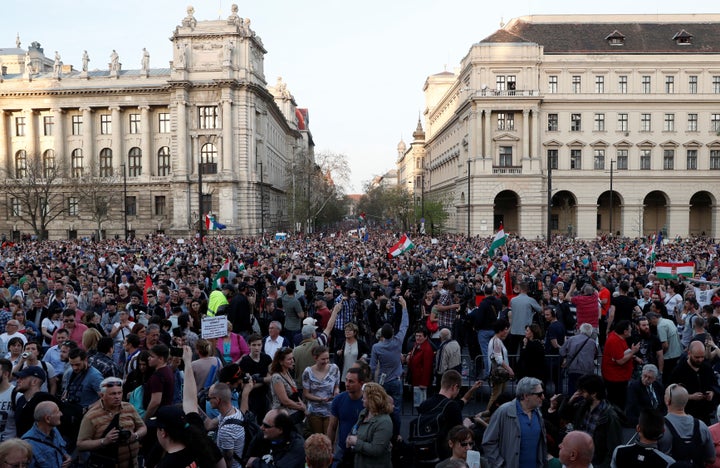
[
  {"x1": 413, "y1": 14, "x2": 720, "y2": 239},
  {"x1": 0, "y1": 5, "x2": 312, "y2": 240}
]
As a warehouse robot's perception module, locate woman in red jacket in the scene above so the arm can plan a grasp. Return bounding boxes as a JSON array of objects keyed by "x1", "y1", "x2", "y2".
[
  {"x1": 601, "y1": 319, "x2": 640, "y2": 409},
  {"x1": 406, "y1": 328, "x2": 435, "y2": 407}
]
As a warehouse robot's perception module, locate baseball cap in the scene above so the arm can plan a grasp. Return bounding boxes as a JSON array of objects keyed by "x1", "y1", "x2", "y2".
[
  {"x1": 14, "y1": 366, "x2": 47, "y2": 381},
  {"x1": 147, "y1": 405, "x2": 186, "y2": 429},
  {"x1": 302, "y1": 317, "x2": 317, "y2": 327}
]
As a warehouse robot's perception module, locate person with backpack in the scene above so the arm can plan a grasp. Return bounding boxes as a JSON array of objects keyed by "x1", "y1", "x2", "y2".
[
  {"x1": 657, "y1": 383, "x2": 715, "y2": 467},
  {"x1": 207, "y1": 382, "x2": 246, "y2": 468},
  {"x1": 611, "y1": 408, "x2": 676, "y2": 467}
]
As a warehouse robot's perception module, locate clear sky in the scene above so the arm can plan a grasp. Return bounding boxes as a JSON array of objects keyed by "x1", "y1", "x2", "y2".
[{"x1": 2, "y1": 1, "x2": 719, "y2": 191}]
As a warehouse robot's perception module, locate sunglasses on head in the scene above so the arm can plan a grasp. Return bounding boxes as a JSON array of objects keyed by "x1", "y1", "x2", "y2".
[{"x1": 102, "y1": 380, "x2": 123, "y2": 388}]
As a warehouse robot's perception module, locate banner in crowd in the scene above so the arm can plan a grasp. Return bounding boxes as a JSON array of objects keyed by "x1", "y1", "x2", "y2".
[{"x1": 655, "y1": 261, "x2": 694, "y2": 279}]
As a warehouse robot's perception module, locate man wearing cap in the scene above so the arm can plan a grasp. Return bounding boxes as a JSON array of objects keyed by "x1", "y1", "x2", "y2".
[
  {"x1": 14, "y1": 366, "x2": 59, "y2": 437},
  {"x1": 21, "y1": 401, "x2": 70, "y2": 468},
  {"x1": 77, "y1": 377, "x2": 147, "y2": 468}
]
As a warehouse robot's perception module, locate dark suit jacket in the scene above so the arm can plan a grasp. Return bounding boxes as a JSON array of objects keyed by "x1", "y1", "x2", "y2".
[{"x1": 625, "y1": 378, "x2": 666, "y2": 425}]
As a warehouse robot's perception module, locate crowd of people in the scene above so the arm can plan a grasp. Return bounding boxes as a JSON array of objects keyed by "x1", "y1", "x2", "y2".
[{"x1": 0, "y1": 230, "x2": 716, "y2": 467}]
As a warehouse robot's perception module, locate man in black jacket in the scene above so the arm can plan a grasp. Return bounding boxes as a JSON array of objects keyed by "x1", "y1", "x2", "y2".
[{"x1": 246, "y1": 409, "x2": 305, "y2": 468}]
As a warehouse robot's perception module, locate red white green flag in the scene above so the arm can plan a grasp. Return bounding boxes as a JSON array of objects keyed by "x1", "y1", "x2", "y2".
[
  {"x1": 212, "y1": 259, "x2": 231, "y2": 289},
  {"x1": 655, "y1": 261, "x2": 694, "y2": 279},
  {"x1": 388, "y1": 234, "x2": 414, "y2": 258}
]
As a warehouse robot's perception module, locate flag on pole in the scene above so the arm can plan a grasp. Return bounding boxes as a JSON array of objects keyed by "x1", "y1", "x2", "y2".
[
  {"x1": 205, "y1": 214, "x2": 227, "y2": 231},
  {"x1": 488, "y1": 223, "x2": 507, "y2": 257},
  {"x1": 646, "y1": 243, "x2": 656, "y2": 263},
  {"x1": 388, "y1": 234, "x2": 414, "y2": 258},
  {"x1": 212, "y1": 259, "x2": 231, "y2": 289},
  {"x1": 485, "y1": 262, "x2": 498, "y2": 278},
  {"x1": 143, "y1": 275, "x2": 153, "y2": 305},
  {"x1": 655, "y1": 261, "x2": 694, "y2": 279},
  {"x1": 165, "y1": 257, "x2": 175, "y2": 267},
  {"x1": 358, "y1": 212, "x2": 366, "y2": 223}
]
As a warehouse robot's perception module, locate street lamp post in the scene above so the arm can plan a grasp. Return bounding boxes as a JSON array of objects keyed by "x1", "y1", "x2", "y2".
[
  {"x1": 121, "y1": 163, "x2": 128, "y2": 240},
  {"x1": 467, "y1": 158, "x2": 471, "y2": 239},
  {"x1": 198, "y1": 161, "x2": 203, "y2": 245}
]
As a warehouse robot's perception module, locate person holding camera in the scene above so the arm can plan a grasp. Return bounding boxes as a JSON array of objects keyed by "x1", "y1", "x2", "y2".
[{"x1": 77, "y1": 377, "x2": 147, "y2": 468}]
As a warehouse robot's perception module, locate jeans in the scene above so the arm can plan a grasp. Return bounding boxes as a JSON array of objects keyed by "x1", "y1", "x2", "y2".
[
  {"x1": 382, "y1": 378, "x2": 403, "y2": 439},
  {"x1": 477, "y1": 329, "x2": 495, "y2": 378}
]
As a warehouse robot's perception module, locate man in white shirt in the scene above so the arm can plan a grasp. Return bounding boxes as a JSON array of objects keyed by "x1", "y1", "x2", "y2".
[{"x1": 263, "y1": 321, "x2": 289, "y2": 359}]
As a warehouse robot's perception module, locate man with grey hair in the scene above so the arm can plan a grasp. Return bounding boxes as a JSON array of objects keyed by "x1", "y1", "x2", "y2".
[
  {"x1": 482, "y1": 376, "x2": 547, "y2": 468},
  {"x1": 625, "y1": 363, "x2": 665, "y2": 426},
  {"x1": 263, "y1": 321, "x2": 289, "y2": 359},
  {"x1": 434, "y1": 328, "x2": 461, "y2": 390},
  {"x1": 559, "y1": 322, "x2": 599, "y2": 395},
  {"x1": 292, "y1": 324, "x2": 318, "y2": 389},
  {"x1": 21, "y1": 400, "x2": 70, "y2": 468}
]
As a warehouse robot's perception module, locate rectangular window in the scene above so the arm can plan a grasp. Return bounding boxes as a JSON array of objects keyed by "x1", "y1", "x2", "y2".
[
  {"x1": 570, "y1": 149, "x2": 582, "y2": 169},
  {"x1": 688, "y1": 114, "x2": 698, "y2": 132},
  {"x1": 547, "y1": 149, "x2": 558, "y2": 169},
  {"x1": 714, "y1": 76, "x2": 720, "y2": 94},
  {"x1": 664, "y1": 113, "x2": 675, "y2": 132},
  {"x1": 642, "y1": 75, "x2": 651, "y2": 94},
  {"x1": 198, "y1": 106, "x2": 218, "y2": 129},
  {"x1": 68, "y1": 197, "x2": 79, "y2": 216},
  {"x1": 154, "y1": 196, "x2": 166, "y2": 216},
  {"x1": 496, "y1": 75, "x2": 506, "y2": 91},
  {"x1": 43, "y1": 116, "x2": 54, "y2": 136},
  {"x1": 10, "y1": 198, "x2": 21, "y2": 217},
  {"x1": 497, "y1": 112, "x2": 514, "y2": 130},
  {"x1": 571, "y1": 113, "x2": 581, "y2": 131},
  {"x1": 593, "y1": 149, "x2": 605, "y2": 170},
  {"x1": 506, "y1": 76, "x2": 516, "y2": 92},
  {"x1": 618, "y1": 113, "x2": 628, "y2": 132},
  {"x1": 711, "y1": 150, "x2": 720, "y2": 169},
  {"x1": 687, "y1": 149, "x2": 698, "y2": 170},
  {"x1": 641, "y1": 113, "x2": 651, "y2": 132},
  {"x1": 595, "y1": 76, "x2": 605, "y2": 93},
  {"x1": 663, "y1": 149, "x2": 674, "y2": 169},
  {"x1": 618, "y1": 75, "x2": 628, "y2": 94},
  {"x1": 15, "y1": 117, "x2": 26, "y2": 136},
  {"x1": 125, "y1": 196, "x2": 137, "y2": 216},
  {"x1": 499, "y1": 146, "x2": 512, "y2": 167},
  {"x1": 99, "y1": 114, "x2": 111, "y2": 135},
  {"x1": 497, "y1": 113, "x2": 506, "y2": 130},
  {"x1": 551, "y1": 214, "x2": 559, "y2": 231},
  {"x1": 665, "y1": 76, "x2": 675, "y2": 94},
  {"x1": 594, "y1": 113, "x2": 605, "y2": 131},
  {"x1": 548, "y1": 76, "x2": 558, "y2": 94},
  {"x1": 712, "y1": 114, "x2": 720, "y2": 132},
  {"x1": 71, "y1": 115, "x2": 82, "y2": 135},
  {"x1": 689, "y1": 76, "x2": 698, "y2": 94},
  {"x1": 158, "y1": 113, "x2": 170, "y2": 133},
  {"x1": 572, "y1": 76, "x2": 581, "y2": 93},
  {"x1": 640, "y1": 149, "x2": 651, "y2": 170},
  {"x1": 547, "y1": 113, "x2": 558, "y2": 132},
  {"x1": 616, "y1": 149, "x2": 628, "y2": 169},
  {"x1": 129, "y1": 114, "x2": 140, "y2": 134}
]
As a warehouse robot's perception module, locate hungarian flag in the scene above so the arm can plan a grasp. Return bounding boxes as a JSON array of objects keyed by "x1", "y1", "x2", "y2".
[
  {"x1": 205, "y1": 214, "x2": 227, "y2": 231},
  {"x1": 646, "y1": 243, "x2": 656, "y2": 263},
  {"x1": 212, "y1": 259, "x2": 231, "y2": 289},
  {"x1": 656, "y1": 261, "x2": 695, "y2": 279},
  {"x1": 143, "y1": 275, "x2": 153, "y2": 305},
  {"x1": 358, "y1": 212, "x2": 366, "y2": 223},
  {"x1": 486, "y1": 262, "x2": 498, "y2": 278},
  {"x1": 488, "y1": 223, "x2": 507, "y2": 257},
  {"x1": 388, "y1": 234, "x2": 414, "y2": 258}
]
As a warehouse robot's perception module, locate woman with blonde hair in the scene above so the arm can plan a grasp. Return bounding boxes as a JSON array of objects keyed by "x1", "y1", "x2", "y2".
[
  {"x1": 82, "y1": 327, "x2": 102, "y2": 352},
  {"x1": 0, "y1": 438, "x2": 32, "y2": 467},
  {"x1": 191, "y1": 338, "x2": 224, "y2": 393},
  {"x1": 345, "y1": 382, "x2": 394, "y2": 468}
]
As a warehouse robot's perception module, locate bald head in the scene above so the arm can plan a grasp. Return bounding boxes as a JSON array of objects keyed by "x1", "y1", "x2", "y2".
[
  {"x1": 439, "y1": 328, "x2": 451, "y2": 342},
  {"x1": 665, "y1": 383, "x2": 689, "y2": 410},
  {"x1": 559, "y1": 431, "x2": 594, "y2": 467}
]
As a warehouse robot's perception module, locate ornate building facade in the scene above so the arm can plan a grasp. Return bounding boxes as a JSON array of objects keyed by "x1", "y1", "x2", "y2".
[
  {"x1": 416, "y1": 14, "x2": 720, "y2": 239},
  {"x1": 0, "y1": 5, "x2": 312, "y2": 239}
]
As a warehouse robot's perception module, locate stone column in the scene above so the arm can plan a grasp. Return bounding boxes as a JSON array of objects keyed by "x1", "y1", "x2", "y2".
[
  {"x1": 140, "y1": 106, "x2": 151, "y2": 177},
  {"x1": 109, "y1": 106, "x2": 121, "y2": 174},
  {"x1": 484, "y1": 111, "x2": 492, "y2": 159},
  {"x1": 0, "y1": 112, "x2": 7, "y2": 175},
  {"x1": 711, "y1": 204, "x2": 720, "y2": 240},
  {"x1": 667, "y1": 203, "x2": 690, "y2": 239},
  {"x1": 522, "y1": 109, "x2": 530, "y2": 159},
  {"x1": 532, "y1": 107, "x2": 539, "y2": 159},
  {"x1": 51, "y1": 109, "x2": 65, "y2": 173},
  {"x1": 621, "y1": 203, "x2": 644, "y2": 238},
  {"x1": 575, "y1": 203, "x2": 599, "y2": 239},
  {"x1": 175, "y1": 100, "x2": 188, "y2": 177},
  {"x1": 221, "y1": 98, "x2": 232, "y2": 173},
  {"x1": 81, "y1": 107, "x2": 94, "y2": 176},
  {"x1": 25, "y1": 109, "x2": 37, "y2": 157}
]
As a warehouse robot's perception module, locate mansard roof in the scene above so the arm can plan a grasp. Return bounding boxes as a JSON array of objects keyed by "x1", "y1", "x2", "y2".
[{"x1": 481, "y1": 16, "x2": 720, "y2": 54}]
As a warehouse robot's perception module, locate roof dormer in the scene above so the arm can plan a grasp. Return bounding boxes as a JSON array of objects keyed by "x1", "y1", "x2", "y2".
[
  {"x1": 605, "y1": 30, "x2": 625, "y2": 46},
  {"x1": 672, "y1": 29, "x2": 693, "y2": 46}
]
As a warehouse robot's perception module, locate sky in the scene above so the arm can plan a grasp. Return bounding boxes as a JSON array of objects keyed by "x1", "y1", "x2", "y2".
[{"x1": 3, "y1": 1, "x2": 719, "y2": 192}]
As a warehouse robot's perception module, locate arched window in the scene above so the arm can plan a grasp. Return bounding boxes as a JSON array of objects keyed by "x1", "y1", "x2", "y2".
[
  {"x1": 157, "y1": 146, "x2": 171, "y2": 176},
  {"x1": 99, "y1": 148, "x2": 113, "y2": 177},
  {"x1": 71, "y1": 148, "x2": 84, "y2": 177},
  {"x1": 43, "y1": 150, "x2": 55, "y2": 178},
  {"x1": 15, "y1": 150, "x2": 27, "y2": 178},
  {"x1": 128, "y1": 147, "x2": 142, "y2": 177},
  {"x1": 200, "y1": 143, "x2": 217, "y2": 174}
]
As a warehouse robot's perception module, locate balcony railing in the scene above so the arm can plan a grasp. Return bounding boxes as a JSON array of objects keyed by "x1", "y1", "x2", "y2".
[
  {"x1": 492, "y1": 166, "x2": 522, "y2": 174},
  {"x1": 472, "y1": 89, "x2": 540, "y2": 97}
]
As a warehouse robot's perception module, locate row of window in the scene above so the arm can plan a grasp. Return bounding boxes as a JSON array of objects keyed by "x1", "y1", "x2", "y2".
[
  {"x1": 14, "y1": 113, "x2": 173, "y2": 137},
  {"x1": 544, "y1": 148, "x2": 720, "y2": 170},
  {"x1": 10, "y1": 195, "x2": 166, "y2": 217},
  {"x1": 547, "y1": 112, "x2": 720, "y2": 133},
  {"x1": 546, "y1": 74, "x2": 720, "y2": 94}
]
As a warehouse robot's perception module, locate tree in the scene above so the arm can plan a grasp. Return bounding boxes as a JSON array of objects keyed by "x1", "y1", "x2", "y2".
[
  {"x1": 70, "y1": 162, "x2": 122, "y2": 240},
  {"x1": 356, "y1": 184, "x2": 413, "y2": 229},
  {"x1": 0, "y1": 151, "x2": 67, "y2": 240}
]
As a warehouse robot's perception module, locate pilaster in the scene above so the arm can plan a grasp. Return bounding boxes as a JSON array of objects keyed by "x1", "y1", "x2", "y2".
[
  {"x1": 109, "y1": 106, "x2": 121, "y2": 174},
  {"x1": 667, "y1": 204, "x2": 690, "y2": 239},
  {"x1": 81, "y1": 107, "x2": 94, "y2": 176},
  {"x1": 575, "y1": 204, "x2": 599, "y2": 239},
  {"x1": 140, "y1": 106, "x2": 151, "y2": 177}
]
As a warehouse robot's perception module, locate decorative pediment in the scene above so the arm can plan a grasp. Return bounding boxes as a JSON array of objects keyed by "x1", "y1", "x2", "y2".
[
  {"x1": 683, "y1": 140, "x2": 703, "y2": 148},
  {"x1": 493, "y1": 133, "x2": 520, "y2": 142},
  {"x1": 567, "y1": 139, "x2": 586, "y2": 147},
  {"x1": 613, "y1": 139, "x2": 633, "y2": 148},
  {"x1": 542, "y1": 139, "x2": 563, "y2": 147},
  {"x1": 660, "y1": 140, "x2": 679, "y2": 148},
  {"x1": 590, "y1": 139, "x2": 609, "y2": 147},
  {"x1": 636, "y1": 140, "x2": 657, "y2": 148},
  {"x1": 706, "y1": 139, "x2": 720, "y2": 148}
]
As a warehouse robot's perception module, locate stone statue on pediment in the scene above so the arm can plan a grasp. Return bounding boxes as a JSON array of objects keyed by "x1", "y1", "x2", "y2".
[
  {"x1": 110, "y1": 50, "x2": 120, "y2": 72},
  {"x1": 275, "y1": 76, "x2": 290, "y2": 99},
  {"x1": 141, "y1": 48, "x2": 150, "y2": 72},
  {"x1": 82, "y1": 50, "x2": 89, "y2": 72},
  {"x1": 53, "y1": 51, "x2": 62, "y2": 78},
  {"x1": 182, "y1": 5, "x2": 197, "y2": 28},
  {"x1": 228, "y1": 4, "x2": 242, "y2": 25},
  {"x1": 24, "y1": 52, "x2": 32, "y2": 75}
]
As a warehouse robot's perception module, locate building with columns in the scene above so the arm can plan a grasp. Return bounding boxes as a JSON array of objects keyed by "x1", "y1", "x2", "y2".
[
  {"x1": 0, "y1": 5, "x2": 312, "y2": 239},
  {"x1": 416, "y1": 14, "x2": 720, "y2": 240}
]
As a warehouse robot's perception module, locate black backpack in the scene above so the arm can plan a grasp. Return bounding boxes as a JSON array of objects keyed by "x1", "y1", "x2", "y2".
[
  {"x1": 222, "y1": 411, "x2": 261, "y2": 464},
  {"x1": 665, "y1": 416, "x2": 704, "y2": 468},
  {"x1": 408, "y1": 398, "x2": 451, "y2": 465}
]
